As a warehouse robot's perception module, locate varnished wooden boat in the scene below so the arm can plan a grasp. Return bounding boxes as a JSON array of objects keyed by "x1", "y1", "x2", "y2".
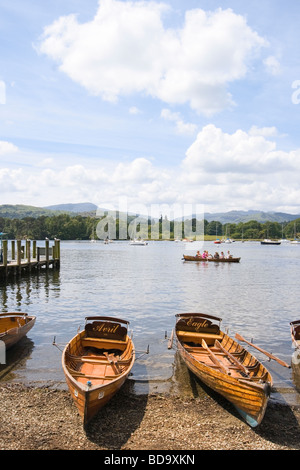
[
  {"x1": 0, "y1": 312, "x2": 36, "y2": 349},
  {"x1": 62, "y1": 316, "x2": 135, "y2": 427},
  {"x1": 207, "y1": 257, "x2": 240, "y2": 263},
  {"x1": 183, "y1": 255, "x2": 240, "y2": 263},
  {"x1": 290, "y1": 320, "x2": 300, "y2": 350},
  {"x1": 174, "y1": 313, "x2": 273, "y2": 427}
]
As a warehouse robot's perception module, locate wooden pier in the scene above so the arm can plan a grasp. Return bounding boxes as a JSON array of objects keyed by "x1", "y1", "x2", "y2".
[{"x1": 0, "y1": 239, "x2": 60, "y2": 280}]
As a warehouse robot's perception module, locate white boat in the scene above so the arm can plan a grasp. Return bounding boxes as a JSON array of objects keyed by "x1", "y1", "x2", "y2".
[
  {"x1": 130, "y1": 238, "x2": 148, "y2": 245},
  {"x1": 261, "y1": 239, "x2": 281, "y2": 245}
]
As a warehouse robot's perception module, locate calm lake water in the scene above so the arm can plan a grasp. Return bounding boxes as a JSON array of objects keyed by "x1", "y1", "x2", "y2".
[{"x1": 1, "y1": 240, "x2": 300, "y2": 406}]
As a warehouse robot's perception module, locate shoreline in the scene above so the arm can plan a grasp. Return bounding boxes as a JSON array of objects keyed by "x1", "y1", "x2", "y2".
[{"x1": 0, "y1": 381, "x2": 299, "y2": 451}]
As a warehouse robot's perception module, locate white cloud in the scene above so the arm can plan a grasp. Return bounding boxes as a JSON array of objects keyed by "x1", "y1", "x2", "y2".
[
  {"x1": 182, "y1": 124, "x2": 294, "y2": 175},
  {"x1": 129, "y1": 106, "x2": 141, "y2": 115},
  {"x1": 0, "y1": 140, "x2": 18, "y2": 155},
  {"x1": 180, "y1": 125, "x2": 300, "y2": 211},
  {"x1": 161, "y1": 108, "x2": 197, "y2": 135},
  {"x1": 249, "y1": 126, "x2": 278, "y2": 137},
  {"x1": 264, "y1": 55, "x2": 281, "y2": 75},
  {"x1": 38, "y1": 0, "x2": 267, "y2": 115},
  {"x1": 2, "y1": 123, "x2": 300, "y2": 214}
]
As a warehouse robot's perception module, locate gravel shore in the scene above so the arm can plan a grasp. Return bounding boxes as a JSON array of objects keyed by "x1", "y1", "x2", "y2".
[{"x1": 0, "y1": 381, "x2": 299, "y2": 451}]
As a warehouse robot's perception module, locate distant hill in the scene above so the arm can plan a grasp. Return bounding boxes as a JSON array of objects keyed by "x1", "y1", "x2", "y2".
[
  {"x1": 0, "y1": 204, "x2": 64, "y2": 219},
  {"x1": 44, "y1": 202, "x2": 98, "y2": 214},
  {"x1": 0, "y1": 204, "x2": 299, "y2": 223},
  {"x1": 0, "y1": 203, "x2": 99, "y2": 219},
  {"x1": 203, "y1": 210, "x2": 300, "y2": 224}
]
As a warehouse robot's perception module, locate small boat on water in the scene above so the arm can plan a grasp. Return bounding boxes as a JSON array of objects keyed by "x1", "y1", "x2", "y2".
[
  {"x1": 62, "y1": 316, "x2": 135, "y2": 427},
  {"x1": 130, "y1": 238, "x2": 148, "y2": 245},
  {"x1": 290, "y1": 320, "x2": 300, "y2": 350},
  {"x1": 0, "y1": 312, "x2": 36, "y2": 349},
  {"x1": 183, "y1": 254, "x2": 240, "y2": 263},
  {"x1": 173, "y1": 313, "x2": 273, "y2": 427},
  {"x1": 261, "y1": 239, "x2": 281, "y2": 245}
]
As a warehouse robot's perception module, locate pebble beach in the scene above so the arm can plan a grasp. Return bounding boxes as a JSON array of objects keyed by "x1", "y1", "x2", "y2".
[{"x1": 1, "y1": 381, "x2": 299, "y2": 451}]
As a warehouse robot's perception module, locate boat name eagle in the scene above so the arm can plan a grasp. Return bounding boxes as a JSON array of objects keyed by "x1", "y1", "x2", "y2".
[{"x1": 186, "y1": 318, "x2": 210, "y2": 331}]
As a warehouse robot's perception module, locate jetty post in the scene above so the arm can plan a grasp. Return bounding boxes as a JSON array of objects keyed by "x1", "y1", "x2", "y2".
[{"x1": 0, "y1": 239, "x2": 60, "y2": 280}]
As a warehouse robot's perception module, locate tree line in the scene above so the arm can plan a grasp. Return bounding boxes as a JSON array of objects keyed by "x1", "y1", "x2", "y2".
[{"x1": 0, "y1": 214, "x2": 299, "y2": 241}]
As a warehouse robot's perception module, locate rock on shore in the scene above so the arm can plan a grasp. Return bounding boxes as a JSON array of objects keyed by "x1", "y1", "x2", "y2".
[{"x1": 0, "y1": 382, "x2": 300, "y2": 451}]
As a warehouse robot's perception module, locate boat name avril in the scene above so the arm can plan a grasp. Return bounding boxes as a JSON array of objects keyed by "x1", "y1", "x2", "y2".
[{"x1": 92, "y1": 323, "x2": 120, "y2": 334}]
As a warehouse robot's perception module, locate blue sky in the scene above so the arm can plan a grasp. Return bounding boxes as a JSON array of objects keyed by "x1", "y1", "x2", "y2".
[{"x1": 1, "y1": 0, "x2": 300, "y2": 216}]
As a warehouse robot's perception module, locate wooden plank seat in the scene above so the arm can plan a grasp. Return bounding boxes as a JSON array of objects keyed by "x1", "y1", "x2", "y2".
[
  {"x1": 176, "y1": 330, "x2": 223, "y2": 345},
  {"x1": 81, "y1": 337, "x2": 128, "y2": 350},
  {"x1": 66, "y1": 365, "x2": 121, "y2": 380}
]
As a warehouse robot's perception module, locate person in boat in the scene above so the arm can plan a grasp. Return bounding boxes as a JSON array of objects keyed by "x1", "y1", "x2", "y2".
[
  {"x1": 214, "y1": 252, "x2": 219, "y2": 259},
  {"x1": 202, "y1": 250, "x2": 208, "y2": 259},
  {"x1": 220, "y1": 251, "x2": 225, "y2": 259},
  {"x1": 226, "y1": 251, "x2": 232, "y2": 259},
  {"x1": 196, "y1": 250, "x2": 201, "y2": 258}
]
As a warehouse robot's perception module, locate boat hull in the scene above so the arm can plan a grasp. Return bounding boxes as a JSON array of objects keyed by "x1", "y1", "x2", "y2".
[
  {"x1": 261, "y1": 240, "x2": 281, "y2": 245},
  {"x1": 62, "y1": 317, "x2": 135, "y2": 427},
  {"x1": 207, "y1": 257, "x2": 240, "y2": 263},
  {"x1": 0, "y1": 313, "x2": 36, "y2": 349},
  {"x1": 175, "y1": 313, "x2": 272, "y2": 427},
  {"x1": 183, "y1": 255, "x2": 208, "y2": 262}
]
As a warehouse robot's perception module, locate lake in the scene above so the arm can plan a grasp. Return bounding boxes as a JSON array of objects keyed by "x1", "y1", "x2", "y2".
[{"x1": 1, "y1": 239, "x2": 300, "y2": 406}]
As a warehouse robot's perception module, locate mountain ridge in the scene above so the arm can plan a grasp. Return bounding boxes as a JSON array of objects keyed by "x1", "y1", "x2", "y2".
[{"x1": 0, "y1": 203, "x2": 299, "y2": 224}]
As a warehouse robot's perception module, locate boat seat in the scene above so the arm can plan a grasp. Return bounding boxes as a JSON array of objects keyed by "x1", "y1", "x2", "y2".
[
  {"x1": 177, "y1": 330, "x2": 223, "y2": 345},
  {"x1": 81, "y1": 336, "x2": 127, "y2": 350},
  {"x1": 66, "y1": 364, "x2": 121, "y2": 380}
]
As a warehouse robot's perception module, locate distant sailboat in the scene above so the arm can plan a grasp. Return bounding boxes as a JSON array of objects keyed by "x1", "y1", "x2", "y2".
[
  {"x1": 291, "y1": 223, "x2": 300, "y2": 244},
  {"x1": 279, "y1": 224, "x2": 289, "y2": 243}
]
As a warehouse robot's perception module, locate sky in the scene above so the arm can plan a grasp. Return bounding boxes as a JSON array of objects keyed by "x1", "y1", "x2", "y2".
[{"x1": 1, "y1": 0, "x2": 300, "y2": 217}]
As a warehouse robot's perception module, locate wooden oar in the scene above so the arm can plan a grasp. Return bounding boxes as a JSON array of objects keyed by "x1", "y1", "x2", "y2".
[
  {"x1": 167, "y1": 329, "x2": 174, "y2": 349},
  {"x1": 235, "y1": 333, "x2": 291, "y2": 368}
]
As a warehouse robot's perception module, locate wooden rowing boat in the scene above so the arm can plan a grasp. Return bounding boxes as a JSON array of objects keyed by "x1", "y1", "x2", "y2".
[
  {"x1": 174, "y1": 313, "x2": 273, "y2": 427},
  {"x1": 62, "y1": 316, "x2": 135, "y2": 427},
  {"x1": 207, "y1": 257, "x2": 240, "y2": 263},
  {"x1": 183, "y1": 255, "x2": 240, "y2": 263},
  {"x1": 290, "y1": 320, "x2": 300, "y2": 350},
  {"x1": 0, "y1": 312, "x2": 36, "y2": 349}
]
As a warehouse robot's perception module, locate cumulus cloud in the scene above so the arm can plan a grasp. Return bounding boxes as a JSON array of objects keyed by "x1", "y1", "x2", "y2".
[
  {"x1": 2, "y1": 123, "x2": 300, "y2": 214},
  {"x1": 38, "y1": 0, "x2": 267, "y2": 115},
  {"x1": 180, "y1": 125, "x2": 300, "y2": 211},
  {"x1": 0, "y1": 140, "x2": 18, "y2": 155}
]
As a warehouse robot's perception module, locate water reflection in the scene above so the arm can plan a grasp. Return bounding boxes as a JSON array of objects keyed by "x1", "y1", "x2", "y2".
[{"x1": 0, "y1": 270, "x2": 61, "y2": 310}]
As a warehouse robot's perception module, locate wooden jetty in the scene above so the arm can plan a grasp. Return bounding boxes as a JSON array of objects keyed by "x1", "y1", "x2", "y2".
[{"x1": 0, "y1": 239, "x2": 60, "y2": 280}]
